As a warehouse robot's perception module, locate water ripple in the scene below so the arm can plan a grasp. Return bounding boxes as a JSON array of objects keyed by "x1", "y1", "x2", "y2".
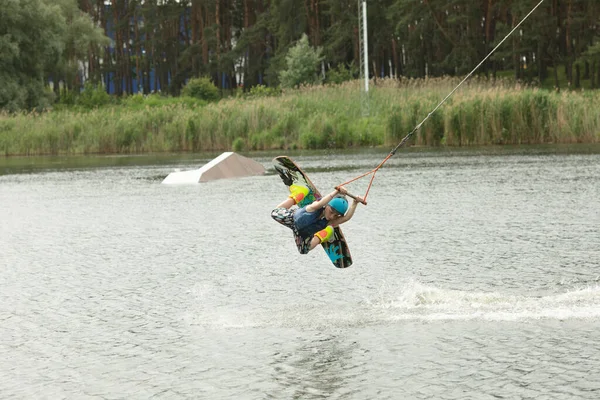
[{"x1": 1, "y1": 150, "x2": 599, "y2": 399}]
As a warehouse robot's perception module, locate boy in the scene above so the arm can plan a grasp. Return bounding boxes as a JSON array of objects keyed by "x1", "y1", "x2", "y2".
[{"x1": 271, "y1": 185, "x2": 362, "y2": 254}]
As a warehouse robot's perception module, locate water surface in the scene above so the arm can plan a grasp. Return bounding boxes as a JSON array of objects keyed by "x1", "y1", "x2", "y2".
[{"x1": 1, "y1": 146, "x2": 599, "y2": 399}]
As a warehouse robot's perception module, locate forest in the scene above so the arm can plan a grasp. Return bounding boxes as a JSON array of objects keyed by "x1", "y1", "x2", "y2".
[
  {"x1": 2, "y1": 0, "x2": 600, "y2": 111},
  {"x1": 82, "y1": 0, "x2": 600, "y2": 94},
  {"x1": 2, "y1": 0, "x2": 600, "y2": 156}
]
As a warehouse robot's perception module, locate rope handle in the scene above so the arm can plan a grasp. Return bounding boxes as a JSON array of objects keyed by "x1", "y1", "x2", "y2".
[
  {"x1": 336, "y1": 153, "x2": 393, "y2": 203},
  {"x1": 334, "y1": 186, "x2": 368, "y2": 205}
]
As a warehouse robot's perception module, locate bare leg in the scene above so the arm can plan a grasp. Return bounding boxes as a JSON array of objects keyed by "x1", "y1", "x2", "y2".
[
  {"x1": 276, "y1": 197, "x2": 295, "y2": 209},
  {"x1": 309, "y1": 226, "x2": 334, "y2": 251},
  {"x1": 308, "y1": 236, "x2": 320, "y2": 251}
]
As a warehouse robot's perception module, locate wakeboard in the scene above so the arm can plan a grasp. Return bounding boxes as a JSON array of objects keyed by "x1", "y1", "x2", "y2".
[{"x1": 273, "y1": 156, "x2": 353, "y2": 268}]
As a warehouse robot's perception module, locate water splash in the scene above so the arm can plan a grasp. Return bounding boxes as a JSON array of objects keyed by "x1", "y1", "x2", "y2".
[
  {"x1": 369, "y1": 280, "x2": 600, "y2": 322},
  {"x1": 187, "y1": 280, "x2": 600, "y2": 330}
]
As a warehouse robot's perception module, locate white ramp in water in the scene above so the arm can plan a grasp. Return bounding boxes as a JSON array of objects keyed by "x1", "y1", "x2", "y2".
[{"x1": 162, "y1": 152, "x2": 265, "y2": 184}]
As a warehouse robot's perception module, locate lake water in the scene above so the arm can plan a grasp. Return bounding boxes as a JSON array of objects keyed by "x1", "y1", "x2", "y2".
[{"x1": 1, "y1": 146, "x2": 599, "y2": 399}]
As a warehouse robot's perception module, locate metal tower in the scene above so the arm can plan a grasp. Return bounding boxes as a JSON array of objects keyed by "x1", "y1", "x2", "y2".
[{"x1": 358, "y1": 0, "x2": 369, "y2": 116}]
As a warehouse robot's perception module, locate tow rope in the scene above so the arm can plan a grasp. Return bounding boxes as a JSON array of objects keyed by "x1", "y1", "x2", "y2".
[{"x1": 337, "y1": 0, "x2": 547, "y2": 205}]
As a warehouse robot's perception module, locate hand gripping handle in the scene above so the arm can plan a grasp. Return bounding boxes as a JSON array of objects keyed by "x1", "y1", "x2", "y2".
[{"x1": 335, "y1": 186, "x2": 367, "y2": 205}]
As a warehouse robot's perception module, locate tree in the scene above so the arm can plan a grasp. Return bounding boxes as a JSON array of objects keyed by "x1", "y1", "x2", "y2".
[
  {"x1": 6, "y1": 0, "x2": 598, "y2": 104},
  {"x1": 48, "y1": 0, "x2": 109, "y2": 95},
  {"x1": 321, "y1": 0, "x2": 358, "y2": 67},
  {"x1": 0, "y1": 0, "x2": 65, "y2": 111},
  {"x1": 0, "y1": 0, "x2": 108, "y2": 111},
  {"x1": 278, "y1": 33, "x2": 324, "y2": 88}
]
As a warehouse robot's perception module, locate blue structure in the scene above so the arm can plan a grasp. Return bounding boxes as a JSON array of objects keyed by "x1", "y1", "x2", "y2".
[
  {"x1": 101, "y1": 5, "x2": 176, "y2": 94},
  {"x1": 99, "y1": 5, "x2": 246, "y2": 94}
]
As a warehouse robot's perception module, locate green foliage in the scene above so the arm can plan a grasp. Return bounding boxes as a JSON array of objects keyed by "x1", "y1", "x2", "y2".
[
  {"x1": 2, "y1": 78, "x2": 600, "y2": 155},
  {"x1": 121, "y1": 93, "x2": 206, "y2": 110},
  {"x1": 246, "y1": 85, "x2": 281, "y2": 99},
  {"x1": 232, "y1": 137, "x2": 245, "y2": 152},
  {"x1": 0, "y1": 0, "x2": 108, "y2": 111},
  {"x1": 182, "y1": 77, "x2": 220, "y2": 102},
  {"x1": 2, "y1": 0, "x2": 594, "y2": 107},
  {"x1": 298, "y1": 130, "x2": 322, "y2": 150},
  {"x1": 49, "y1": 0, "x2": 109, "y2": 90},
  {"x1": 326, "y1": 63, "x2": 358, "y2": 85},
  {"x1": 279, "y1": 34, "x2": 325, "y2": 89},
  {"x1": 355, "y1": 118, "x2": 384, "y2": 146},
  {"x1": 57, "y1": 89, "x2": 78, "y2": 106},
  {"x1": 0, "y1": 0, "x2": 65, "y2": 111},
  {"x1": 76, "y1": 83, "x2": 112, "y2": 109},
  {"x1": 121, "y1": 93, "x2": 146, "y2": 106},
  {"x1": 271, "y1": 113, "x2": 300, "y2": 140},
  {"x1": 249, "y1": 131, "x2": 283, "y2": 150}
]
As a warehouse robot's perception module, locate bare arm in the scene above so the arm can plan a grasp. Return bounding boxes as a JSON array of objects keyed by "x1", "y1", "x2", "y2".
[
  {"x1": 306, "y1": 188, "x2": 341, "y2": 212},
  {"x1": 330, "y1": 197, "x2": 362, "y2": 227}
]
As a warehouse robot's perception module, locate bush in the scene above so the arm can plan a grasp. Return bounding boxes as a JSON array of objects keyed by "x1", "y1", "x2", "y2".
[
  {"x1": 182, "y1": 77, "x2": 220, "y2": 102},
  {"x1": 246, "y1": 85, "x2": 281, "y2": 98},
  {"x1": 232, "y1": 137, "x2": 245, "y2": 152},
  {"x1": 58, "y1": 89, "x2": 77, "y2": 106},
  {"x1": 326, "y1": 62, "x2": 358, "y2": 85},
  {"x1": 279, "y1": 34, "x2": 324, "y2": 89},
  {"x1": 77, "y1": 82, "x2": 112, "y2": 109},
  {"x1": 121, "y1": 93, "x2": 145, "y2": 106}
]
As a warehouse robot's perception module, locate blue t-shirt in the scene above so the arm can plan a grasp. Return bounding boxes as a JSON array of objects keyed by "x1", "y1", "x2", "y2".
[{"x1": 293, "y1": 206, "x2": 329, "y2": 238}]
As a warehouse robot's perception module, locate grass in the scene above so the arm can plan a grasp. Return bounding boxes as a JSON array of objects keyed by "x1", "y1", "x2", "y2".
[{"x1": 1, "y1": 77, "x2": 599, "y2": 156}]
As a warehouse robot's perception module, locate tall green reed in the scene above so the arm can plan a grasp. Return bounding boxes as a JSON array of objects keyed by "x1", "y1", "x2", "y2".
[{"x1": 1, "y1": 78, "x2": 599, "y2": 156}]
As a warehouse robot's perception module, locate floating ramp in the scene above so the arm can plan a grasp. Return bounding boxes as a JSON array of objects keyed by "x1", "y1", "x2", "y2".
[{"x1": 162, "y1": 152, "x2": 265, "y2": 184}]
